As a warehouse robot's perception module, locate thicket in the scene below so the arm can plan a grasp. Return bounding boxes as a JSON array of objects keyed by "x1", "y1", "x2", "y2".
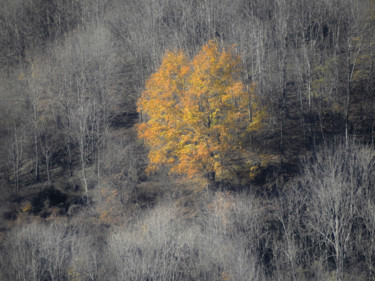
[
  {"x1": 0, "y1": 0, "x2": 375, "y2": 280},
  {"x1": 1, "y1": 143, "x2": 375, "y2": 281},
  {"x1": 0, "y1": 0, "x2": 374, "y2": 189}
]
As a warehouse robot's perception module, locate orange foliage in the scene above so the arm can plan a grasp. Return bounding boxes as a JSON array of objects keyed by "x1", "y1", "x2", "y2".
[{"x1": 137, "y1": 41, "x2": 266, "y2": 179}]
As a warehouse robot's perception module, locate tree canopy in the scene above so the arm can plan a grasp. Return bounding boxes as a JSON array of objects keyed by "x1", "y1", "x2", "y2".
[{"x1": 137, "y1": 41, "x2": 266, "y2": 181}]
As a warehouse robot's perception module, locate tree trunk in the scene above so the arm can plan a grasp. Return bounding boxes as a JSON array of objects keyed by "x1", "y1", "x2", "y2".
[
  {"x1": 34, "y1": 131, "x2": 40, "y2": 182},
  {"x1": 206, "y1": 171, "x2": 216, "y2": 188},
  {"x1": 345, "y1": 87, "x2": 351, "y2": 147}
]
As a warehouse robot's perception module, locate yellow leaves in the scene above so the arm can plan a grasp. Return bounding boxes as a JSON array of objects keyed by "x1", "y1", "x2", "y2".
[
  {"x1": 137, "y1": 41, "x2": 266, "y2": 180},
  {"x1": 180, "y1": 65, "x2": 190, "y2": 77},
  {"x1": 351, "y1": 36, "x2": 361, "y2": 44},
  {"x1": 222, "y1": 271, "x2": 231, "y2": 281},
  {"x1": 249, "y1": 164, "x2": 260, "y2": 180},
  {"x1": 67, "y1": 266, "x2": 82, "y2": 281},
  {"x1": 21, "y1": 202, "x2": 32, "y2": 213},
  {"x1": 97, "y1": 187, "x2": 124, "y2": 225},
  {"x1": 351, "y1": 52, "x2": 373, "y2": 84}
]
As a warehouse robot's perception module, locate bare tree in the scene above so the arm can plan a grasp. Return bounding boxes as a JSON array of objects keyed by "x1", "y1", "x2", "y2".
[
  {"x1": 272, "y1": 185, "x2": 307, "y2": 281},
  {"x1": 302, "y1": 142, "x2": 375, "y2": 281},
  {"x1": 24, "y1": 24, "x2": 121, "y2": 194}
]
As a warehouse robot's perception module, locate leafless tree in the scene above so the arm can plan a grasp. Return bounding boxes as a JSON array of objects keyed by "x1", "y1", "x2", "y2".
[{"x1": 302, "y1": 142, "x2": 375, "y2": 281}]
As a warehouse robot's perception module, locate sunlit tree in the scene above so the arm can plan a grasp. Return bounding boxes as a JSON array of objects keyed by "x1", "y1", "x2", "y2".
[{"x1": 137, "y1": 41, "x2": 266, "y2": 183}]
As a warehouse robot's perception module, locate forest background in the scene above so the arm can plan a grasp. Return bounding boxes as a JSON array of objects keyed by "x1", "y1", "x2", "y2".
[{"x1": 0, "y1": 0, "x2": 375, "y2": 280}]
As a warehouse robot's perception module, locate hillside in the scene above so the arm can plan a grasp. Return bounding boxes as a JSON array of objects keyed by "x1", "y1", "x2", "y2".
[{"x1": 0, "y1": 0, "x2": 375, "y2": 280}]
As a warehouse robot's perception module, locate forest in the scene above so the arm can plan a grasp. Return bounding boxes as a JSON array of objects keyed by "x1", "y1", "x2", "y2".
[{"x1": 0, "y1": 0, "x2": 374, "y2": 280}]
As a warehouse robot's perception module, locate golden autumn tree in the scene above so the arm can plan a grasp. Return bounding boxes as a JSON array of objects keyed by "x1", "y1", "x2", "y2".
[{"x1": 137, "y1": 41, "x2": 265, "y2": 183}]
